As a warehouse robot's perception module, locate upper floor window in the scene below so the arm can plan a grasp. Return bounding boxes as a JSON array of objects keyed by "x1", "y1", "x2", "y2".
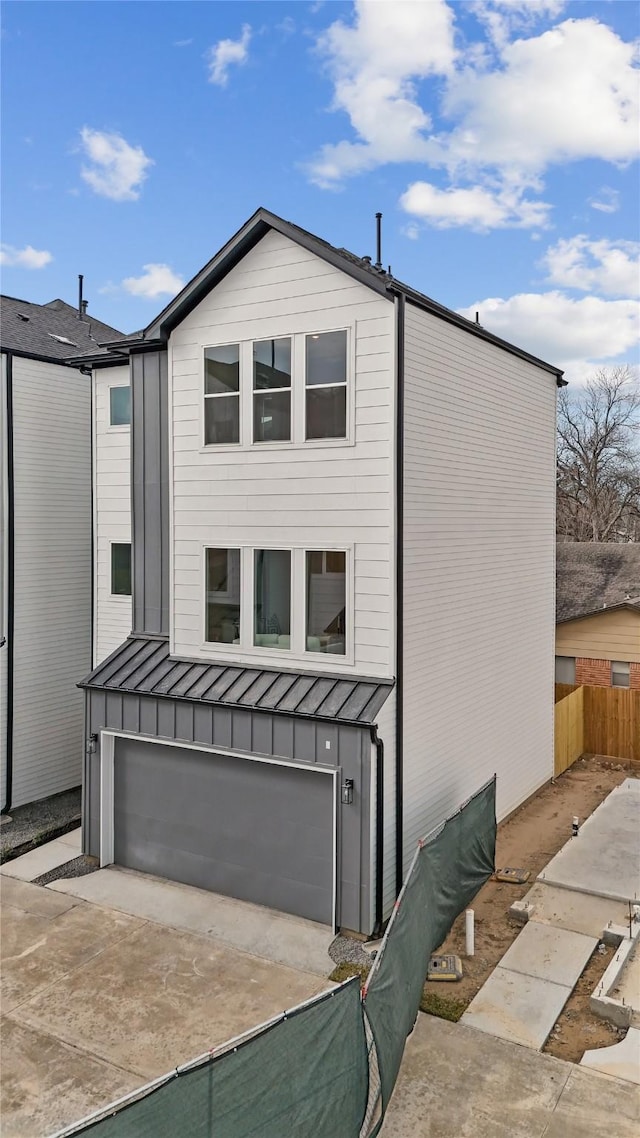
[
  {"x1": 254, "y1": 549, "x2": 291, "y2": 649},
  {"x1": 109, "y1": 386, "x2": 130, "y2": 427},
  {"x1": 611, "y1": 661, "x2": 630, "y2": 688},
  {"x1": 111, "y1": 543, "x2": 131, "y2": 596},
  {"x1": 253, "y1": 338, "x2": 291, "y2": 443},
  {"x1": 305, "y1": 331, "x2": 347, "y2": 440},
  {"x1": 202, "y1": 329, "x2": 349, "y2": 448},
  {"x1": 306, "y1": 550, "x2": 346, "y2": 655},
  {"x1": 204, "y1": 345, "x2": 240, "y2": 445}
]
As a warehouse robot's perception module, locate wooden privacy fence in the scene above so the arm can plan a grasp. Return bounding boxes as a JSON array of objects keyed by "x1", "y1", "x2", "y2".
[
  {"x1": 554, "y1": 684, "x2": 640, "y2": 773},
  {"x1": 554, "y1": 686, "x2": 584, "y2": 776}
]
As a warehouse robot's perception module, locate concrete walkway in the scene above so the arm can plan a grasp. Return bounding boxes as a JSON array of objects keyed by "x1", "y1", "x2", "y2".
[
  {"x1": 0, "y1": 827, "x2": 82, "y2": 881},
  {"x1": 383, "y1": 1015, "x2": 640, "y2": 1137},
  {"x1": 461, "y1": 778, "x2": 640, "y2": 1054}
]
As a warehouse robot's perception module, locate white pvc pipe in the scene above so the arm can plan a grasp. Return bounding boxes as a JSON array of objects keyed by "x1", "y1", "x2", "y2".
[{"x1": 465, "y1": 909, "x2": 475, "y2": 956}]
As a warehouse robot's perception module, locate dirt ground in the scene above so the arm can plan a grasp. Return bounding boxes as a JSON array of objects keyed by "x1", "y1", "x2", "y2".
[{"x1": 427, "y1": 754, "x2": 637, "y2": 1060}]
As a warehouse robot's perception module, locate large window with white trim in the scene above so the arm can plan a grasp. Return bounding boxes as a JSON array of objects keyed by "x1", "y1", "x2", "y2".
[
  {"x1": 203, "y1": 546, "x2": 350, "y2": 658},
  {"x1": 202, "y1": 329, "x2": 349, "y2": 448}
]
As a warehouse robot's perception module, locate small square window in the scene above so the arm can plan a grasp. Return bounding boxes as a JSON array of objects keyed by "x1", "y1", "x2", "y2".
[
  {"x1": 204, "y1": 345, "x2": 240, "y2": 444},
  {"x1": 611, "y1": 661, "x2": 630, "y2": 688},
  {"x1": 555, "y1": 656, "x2": 576, "y2": 684},
  {"x1": 110, "y1": 386, "x2": 130, "y2": 427},
  {"x1": 111, "y1": 543, "x2": 131, "y2": 596}
]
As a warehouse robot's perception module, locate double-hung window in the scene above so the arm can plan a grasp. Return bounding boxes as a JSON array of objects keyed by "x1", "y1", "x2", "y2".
[
  {"x1": 205, "y1": 548, "x2": 241, "y2": 643},
  {"x1": 204, "y1": 345, "x2": 240, "y2": 444},
  {"x1": 253, "y1": 338, "x2": 291, "y2": 442},
  {"x1": 305, "y1": 331, "x2": 347, "y2": 440},
  {"x1": 611, "y1": 661, "x2": 630, "y2": 688},
  {"x1": 306, "y1": 550, "x2": 346, "y2": 654}
]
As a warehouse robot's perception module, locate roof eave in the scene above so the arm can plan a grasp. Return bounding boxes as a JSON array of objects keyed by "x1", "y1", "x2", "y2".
[{"x1": 556, "y1": 601, "x2": 640, "y2": 625}]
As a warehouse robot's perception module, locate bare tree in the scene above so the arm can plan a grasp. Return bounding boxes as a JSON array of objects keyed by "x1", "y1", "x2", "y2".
[{"x1": 557, "y1": 366, "x2": 640, "y2": 542}]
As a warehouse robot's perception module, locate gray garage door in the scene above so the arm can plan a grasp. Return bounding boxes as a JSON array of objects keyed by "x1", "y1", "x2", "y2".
[{"x1": 113, "y1": 738, "x2": 334, "y2": 925}]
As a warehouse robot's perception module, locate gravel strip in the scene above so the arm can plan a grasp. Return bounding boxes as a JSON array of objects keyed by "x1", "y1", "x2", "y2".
[
  {"x1": 0, "y1": 787, "x2": 81, "y2": 862},
  {"x1": 34, "y1": 856, "x2": 100, "y2": 887},
  {"x1": 329, "y1": 934, "x2": 377, "y2": 967}
]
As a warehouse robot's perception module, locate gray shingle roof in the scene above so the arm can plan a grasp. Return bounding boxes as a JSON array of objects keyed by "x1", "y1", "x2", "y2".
[
  {"x1": 0, "y1": 295, "x2": 126, "y2": 361},
  {"x1": 556, "y1": 542, "x2": 640, "y2": 622},
  {"x1": 80, "y1": 636, "x2": 394, "y2": 726}
]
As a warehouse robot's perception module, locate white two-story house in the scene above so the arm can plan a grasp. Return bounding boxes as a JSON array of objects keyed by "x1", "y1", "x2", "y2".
[{"x1": 78, "y1": 209, "x2": 563, "y2": 936}]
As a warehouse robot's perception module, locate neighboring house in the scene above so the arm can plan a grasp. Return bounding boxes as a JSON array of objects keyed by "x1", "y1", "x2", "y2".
[
  {"x1": 0, "y1": 294, "x2": 125, "y2": 811},
  {"x1": 76, "y1": 208, "x2": 563, "y2": 936},
  {"x1": 556, "y1": 542, "x2": 640, "y2": 689}
]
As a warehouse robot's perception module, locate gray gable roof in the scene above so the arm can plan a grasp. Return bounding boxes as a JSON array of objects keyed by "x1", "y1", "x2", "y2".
[
  {"x1": 80, "y1": 636, "x2": 394, "y2": 726},
  {"x1": 76, "y1": 208, "x2": 564, "y2": 381},
  {"x1": 0, "y1": 295, "x2": 126, "y2": 362},
  {"x1": 557, "y1": 542, "x2": 640, "y2": 623}
]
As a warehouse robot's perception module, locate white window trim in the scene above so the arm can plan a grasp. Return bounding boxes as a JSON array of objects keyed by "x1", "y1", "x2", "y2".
[
  {"x1": 108, "y1": 382, "x2": 131, "y2": 431},
  {"x1": 110, "y1": 540, "x2": 132, "y2": 599},
  {"x1": 201, "y1": 542, "x2": 354, "y2": 666},
  {"x1": 200, "y1": 325, "x2": 354, "y2": 453}
]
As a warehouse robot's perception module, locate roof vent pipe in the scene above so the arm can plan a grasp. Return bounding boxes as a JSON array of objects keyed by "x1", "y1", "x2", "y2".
[
  {"x1": 78, "y1": 274, "x2": 84, "y2": 317},
  {"x1": 82, "y1": 299, "x2": 89, "y2": 316},
  {"x1": 375, "y1": 212, "x2": 383, "y2": 271}
]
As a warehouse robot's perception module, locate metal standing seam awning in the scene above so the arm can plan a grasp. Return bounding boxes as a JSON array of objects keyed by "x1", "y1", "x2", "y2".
[{"x1": 79, "y1": 636, "x2": 394, "y2": 727}]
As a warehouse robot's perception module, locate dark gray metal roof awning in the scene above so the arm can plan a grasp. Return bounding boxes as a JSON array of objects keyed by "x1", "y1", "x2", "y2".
[{"x1": 79, "y1": 637, "x2": 394, "y2": 727}]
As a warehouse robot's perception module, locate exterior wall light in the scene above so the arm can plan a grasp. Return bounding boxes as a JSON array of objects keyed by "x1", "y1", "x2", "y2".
[
  {"x1": 86, "y1": 734, "x2": 98, "y2": 754},
  {"x1": 341, "y1": 778, "x2": 354, "y2": 805}
]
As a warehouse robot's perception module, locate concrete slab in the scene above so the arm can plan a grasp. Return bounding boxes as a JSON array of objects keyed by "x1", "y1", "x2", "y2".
[
  {"x1": 48, "y1": 865, "x2": 334, "y2": 976},
  {"x1": 383, "y1": 1014, "x2": 640, "y2": 1138},
  {"x1": 0, "y1": 1016, "x2": 142, "y2": 1138},
  {"x1": 581, "y1": 1027, "x2": 640, "y2": 1085},
  {"x1": 539, "y1": 779, "x2": 640, "y2": 903},
  {"x1": 11, "y1": 919, "x2": 328, "y2": 1081},
  {"x1": 498, "y1": 921, "x2": 596, "y2": 987},
  {"x1": 0, "y1": 837, "x2": 79, "y2": 882},
  {"x1": 461, "y1": 966, "x2": 570, "y2": 1049},
  {"x1": 1, "y1": 891, "x2": 144, "y2": 1014},
  {"x1": 57, "y1": 826, "x2": 82, "y2": 851},
  {"x1": 519, "y1": 881, "x2": 633, "y2": 938},
  {"x1": 0, "y1": 874, "x2": 78, "y2": 919}
]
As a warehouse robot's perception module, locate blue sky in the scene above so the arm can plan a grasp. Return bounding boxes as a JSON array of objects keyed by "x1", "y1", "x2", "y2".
[{"x1": 1, "y1": 0, "x2": 638, "y2": 384}]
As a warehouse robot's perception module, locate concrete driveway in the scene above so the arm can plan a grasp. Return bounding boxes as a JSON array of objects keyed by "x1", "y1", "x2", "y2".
[{"x1": 1, "y1": 872, "x2": 330, "y2": 1137}]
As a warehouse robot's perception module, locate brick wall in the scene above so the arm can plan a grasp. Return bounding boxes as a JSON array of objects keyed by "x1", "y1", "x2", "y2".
[
  {"x1": 631, "y1": 663, "x2": 640, "y2": 691},
  {"x1": 575, "y1": 657, "x2": 611, "y2": 687}
]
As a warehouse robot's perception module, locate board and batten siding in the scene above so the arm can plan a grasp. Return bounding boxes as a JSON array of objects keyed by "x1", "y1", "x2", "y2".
[
  {"x1": 8, "y1": 356, "x2": 91, "y2": 807},
  {"x1": 0, "y1": 355, "x2": 8, "y2": 806},
  {"x1": 556, "y1": 609, "x2": 640, "y2": 663},
  {"x1": 168, "y1": 229, "x2": 396, "y2": 678},
  {"x1": 373, "y1": 686, "x2": 397, "y2": 917},
  {"x1": 401, "y1": 302, "x2": 557, "y2": 869},
  {"x1": 94, "y1": 364, "x2": 132, "y2": 665}
]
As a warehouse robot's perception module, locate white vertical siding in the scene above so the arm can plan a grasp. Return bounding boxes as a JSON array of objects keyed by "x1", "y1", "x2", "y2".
[
  {"x1": 374, "y1": 687, "x2": 397, "y2": 917},
  {"x1": 169, "y1": 230, "x2": 396, "y2": 677},
  {"x1": 94, "y1": 365, "x2": 131, "y2": 664},
  {"x1": 10, "y1": 357, "x2": 91, "y2": 807},
  {"x1": 401, "y1": 303, "x2": 557, "y2": 869}
]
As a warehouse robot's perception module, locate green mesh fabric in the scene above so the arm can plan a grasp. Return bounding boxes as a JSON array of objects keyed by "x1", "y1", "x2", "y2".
[
  {"x1": 364, "y1": 777, "x2": 496, "y2": 1113},
  {"x1": 74, "y1": 979, "x2": 368, "y2": 1138}
]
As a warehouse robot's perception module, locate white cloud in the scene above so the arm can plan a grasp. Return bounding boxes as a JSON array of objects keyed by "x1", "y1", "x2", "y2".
[
  {"x1": 401, "y1": 180, "x2": 551, "y2": 230},
  {"x1": 207, "y1": 24, "x2": 251, "y2": 86},
  {"x1": 122, "y1": 263, "x2": 185, "y2": 299},
  {"x1": 542, "y1": 236, "x2": 640, "y2": 298},
  {"x1": 174, "y1": 39, "x2": 193, "y2": 48},
  {"x1": 440, "y1": 19, "x2": 639, "y2": 179},
  {"x1": 471, "y1": 0, "x2": 566, "y2": 50},
  {"x1": 307, "y1": 0, "x2": 456, "y2": 187},
  {"x1": 79, "y1": 128, "x2": 153, "y2": 201},
  {"x1": 0, "y1": 243, "x2": 52, "y2": 269},
  {"x1": 589, "y1": 186, "x2": 620, "y2": 214},
  {"x1": 458, "y1": 291, "x2": 639, "y2": 381}
]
